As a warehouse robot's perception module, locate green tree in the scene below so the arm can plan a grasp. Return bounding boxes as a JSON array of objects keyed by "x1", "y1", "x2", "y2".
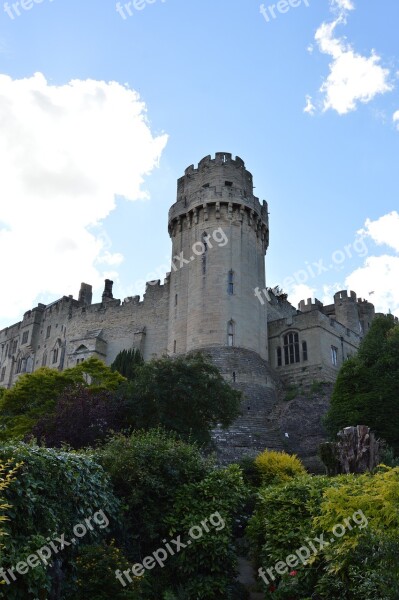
[
  {"x1": 0, "y1": 357, "x2": 125, "y2": 441},
  {"x1": 111, "y1": 348, "x2": 144, "y2": 381},
  {"x1": 120, "y1": 352, "x2": 242, "y2": 444},
  {"x1": 324, "y1": 315, "x2": 399, "y2": 452}
]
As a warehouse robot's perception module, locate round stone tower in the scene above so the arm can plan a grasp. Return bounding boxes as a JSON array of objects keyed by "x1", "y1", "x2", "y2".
[
  {"x1": 167, "y1": 152, "x2": 269, "y2": 358},
  {"x1": 167, "y1": 153, "x2": 282, "y2": 462}
]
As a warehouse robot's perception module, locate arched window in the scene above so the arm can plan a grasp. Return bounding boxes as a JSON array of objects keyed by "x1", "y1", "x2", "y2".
[
  {"x1": 227, "y1": 270, "x2": 234, "y2": 295},
  {"x1": 42, "y1": 352, "x2": 47, "y2": 367},
  {"x1": 227, "y1": 321, "x2": 235, "y2": 347},
  {"x1": 302, "y1": 341, "x2": 308, "y2": 361},
  {"x1": 283, "y1": 332, "x2": 300, "y2": 364}
]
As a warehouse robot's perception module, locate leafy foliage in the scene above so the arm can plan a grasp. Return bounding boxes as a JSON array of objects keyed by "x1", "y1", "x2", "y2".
[
  {"x1": 71, "y1": 540, "x2": 140, "y2": 600},
  {"x1": 0, "y1": 461, "x2": 21, "y2": 544},
  {"x1": 162, "y1": 464, "x2": 248, "y2": 600},
  {"x1": 111, "y1": 348, "x2": 144, "y2": 381},
  {"x1": 120, "y1": 352, "x2": 242, "y2": 444},
  {"x1": 254, "y1": 449, "x2": 306, "y2": 486},
  {"x1": 0, "y1": 357, "x2": 125, "y2": 442},
  {"x1": 325, "y1": 315, "x2": 399, "y2": 452},
  {"x1": 0, "y1": 442, "x2": 120, "y2": 599},
  {"x1": 247, "y1": 474, "x2": 333, "y2": 575},
  {"x1": 32, "y1": 384, "x2": 128, "y2": 449},
  {"x1": 96, "y1": 429, "x2": 211, "y2": 561}
]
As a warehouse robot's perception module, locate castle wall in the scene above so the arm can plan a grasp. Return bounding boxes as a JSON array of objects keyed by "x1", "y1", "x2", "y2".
[
  {"x1": 0, "y1": 281, "x2": 170, "y2": 388},
  {"x1": 268, "y1": 309, "x2": 362, "y2": 386}
]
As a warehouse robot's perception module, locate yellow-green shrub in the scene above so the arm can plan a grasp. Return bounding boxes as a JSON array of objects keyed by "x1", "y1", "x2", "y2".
[{"x1": 254, "y1": 449, "x2": 306, "y2": 486}]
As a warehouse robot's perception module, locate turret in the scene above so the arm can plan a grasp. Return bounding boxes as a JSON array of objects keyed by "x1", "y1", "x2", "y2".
[
  {"x1": 334, "y1": 290, "x2": 362, "y2": 334},
  {"x1": 167, "y1": 153, "x2": 269, "y2": 359}
]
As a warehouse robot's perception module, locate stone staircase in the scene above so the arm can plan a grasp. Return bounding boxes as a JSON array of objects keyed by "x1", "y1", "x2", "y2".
[{"x1": 212, "y1": 383, "x2": 285, "y2": 463}]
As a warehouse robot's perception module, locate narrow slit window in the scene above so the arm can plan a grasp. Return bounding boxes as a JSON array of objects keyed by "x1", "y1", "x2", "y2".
[
  {"x1": 227, "y1": 321, "x2": 235, "y2": 347},
  {"x1": 277, "y1": 347, "x2": 282, "y2": 367},
  {"x1": 302, "y1": 341, "x2": 308, "y2": 361},
  {"x1": 228, "y1": 270, "x2": 234, "y2": 295}
]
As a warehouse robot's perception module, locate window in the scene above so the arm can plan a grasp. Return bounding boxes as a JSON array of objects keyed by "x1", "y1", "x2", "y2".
[
  {"x1": 302, "y1": 341, "x2": 308, "y2": 361},
  {"x1": 283, "y1": 332, "x2": 300, "y2": 365},
  {"x1": 227, "y1": 270, "x2": 234, "y2": 295},
  {"x1": 173, "y1": 340, "x2": 177, "y2": 353},
  {"x1": 42, "y1": 352, "x2": 47, "y2": 367},
  {"x1": 331, "y1": 346, "x2": 338, "y2": 366},
  {"x1": 232, "y1": 371, "x2": 236, "y2": 382},
  {"x1": 77, "y1": 358, "x2": 85, "y2": 365},
  {"x1": 0, "y1": 367, "x2": 5, "y2": 382},
  {"x1": 46, "y1": 325, "x2": 51, "y2": 339},
  {"x1": 201, "y1": 232, "x2": 208, "y2": 275},
  {"x1": 22, "y1": 331, "x2": 29, "y2": 345},
  {"x1": 12, "y1": 340, "x2": 18, "y2": 354},
  {"x1": 225, "y1": 181, "x2": 233, "y2": 187},
  {"x1": 277, "y1": 347, "x2": 282, "y2": 367},
  {"x1": 52, "y1": 348, "x2": 59, "y2": 364},
  {"x1": 227, "y1": 321, "x2": 235, "y2": 347}
]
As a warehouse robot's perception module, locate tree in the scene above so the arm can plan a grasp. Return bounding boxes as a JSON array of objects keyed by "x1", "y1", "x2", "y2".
[
  {"x1": 111, "y1": 348, "x2": 144, "y2": 381},
  {"x1": 31, "y1": 384, "x2": 127, "y2": 449},
  {"x1": 0, "y1": 358, "x2": 125, "y2": 442},
  {"x1": 119, "y1": 352, "x2": 242, "y2": 444},
  {"x1": 324, "y1": 315, "x2": 399, "y2": 453}
]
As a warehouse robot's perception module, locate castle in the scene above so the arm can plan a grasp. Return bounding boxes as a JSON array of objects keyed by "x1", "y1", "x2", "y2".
[{"x1": 0, "y1": 153, "x2": 375, "y2": 463}]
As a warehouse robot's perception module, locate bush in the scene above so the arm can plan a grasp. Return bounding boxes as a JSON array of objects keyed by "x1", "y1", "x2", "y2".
[
  {"x1": 96, "y1": 429, "x2": 211, "y2": 561},
  {"x1": 162, "y1": 464, "x2": 248, "y2": 599},
  {"x1": 0, "y1": 442, "x2": 120, "y2": 599},
  {"x1": 248, "y1": 467, "x2": 399, "y2": 599},
  {"x1": 71, "y1": 540, "x2": 140, "y2": 600},
  {"x1": 254, "y1": 449, "x2": 306, "y2": 486}
]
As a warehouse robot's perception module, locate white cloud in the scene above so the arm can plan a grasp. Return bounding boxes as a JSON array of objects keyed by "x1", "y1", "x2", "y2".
[
  {"x1": 346, "y1": 255, "x2": 399, "y2": 315},
  {"x1": 330, "y1": 0, "x2": 355, "y2": 11},
  {"x1": 346, "y1": 212, "x2": 399, "y2": 315},
  {"x1": 304, "y1": 95, "x2": 316, "y2": 115},
  {"x1": 393, "y1": 110, "x2": 399, "y2": 129},
  {"x1": 287, "y1": 284, "x2": 317, "y2": 309},
  {"x1": 307, "y1": 2, "x2": 392, "y2": 115},
  {"x1": 0, "y1": 72, "x2": 168, "y2": 328},
  {"x1": 358, "y1": 211, "x2": 399, "y2": 252}
]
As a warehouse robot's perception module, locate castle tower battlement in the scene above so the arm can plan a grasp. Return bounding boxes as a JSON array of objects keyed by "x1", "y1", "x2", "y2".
[
  {"x1": 168, "y1": 153, "x2": 269, "y2": 252},
  {"x1": 298, "y1": 298, "x2": 324, "y2": 313}
]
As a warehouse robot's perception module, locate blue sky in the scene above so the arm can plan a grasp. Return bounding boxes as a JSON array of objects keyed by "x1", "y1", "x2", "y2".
[{"x1": 0, "y1": 0, "x2": 398, "y2": 329}]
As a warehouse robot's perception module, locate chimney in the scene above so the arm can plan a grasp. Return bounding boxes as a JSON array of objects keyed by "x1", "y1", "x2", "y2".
[
  {"x1": 78, "y1": 283, "x2": 93, "y2": 307},
  {"x1": 102, "y1": 279, "x2": 114, "y2": 303}
]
